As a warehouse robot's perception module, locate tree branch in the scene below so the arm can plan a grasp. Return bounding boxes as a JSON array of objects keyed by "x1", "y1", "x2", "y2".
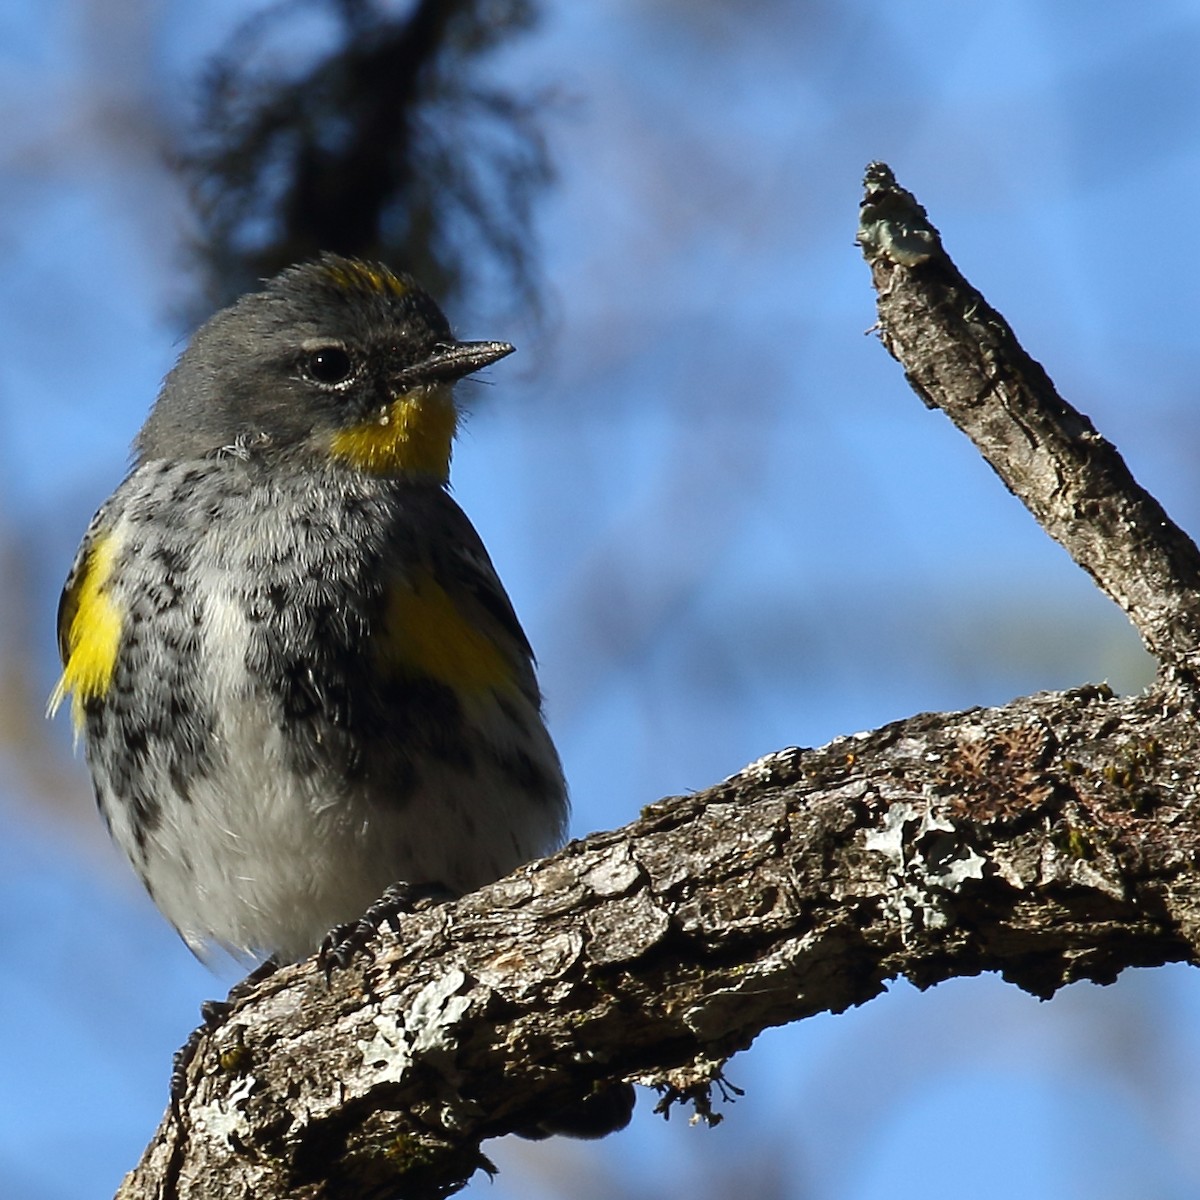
[
  {"x1": 118, "y1": 166, "x2": 1200, "y2": 1198},
  {"x1": 857, "y1": 162, "x2": 1200, "y2": 685}
]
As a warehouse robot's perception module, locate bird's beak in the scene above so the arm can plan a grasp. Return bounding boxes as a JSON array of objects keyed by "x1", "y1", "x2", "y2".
[{"x1": 398, "y1": 340, "x2": 515, "y2": 388}]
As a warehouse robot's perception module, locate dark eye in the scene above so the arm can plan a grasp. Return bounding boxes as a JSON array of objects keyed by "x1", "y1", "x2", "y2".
[{"x1": 301, "y1": 346, "x2": 356, "y2": 386}]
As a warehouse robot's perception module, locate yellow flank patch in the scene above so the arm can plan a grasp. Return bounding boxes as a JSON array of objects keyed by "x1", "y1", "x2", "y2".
[
  {"x1": 330, "y1": 385, "x2": 457, "y2": 478},
  {"x1": 382, "y1": 572, "x2": 515, "y2": 694},
  {"x1": 50, "y1": 532, "x2": 123, "y2": 730},
  {"x1": 319, "y1": 259, "x2": 409, "y2": 298}
]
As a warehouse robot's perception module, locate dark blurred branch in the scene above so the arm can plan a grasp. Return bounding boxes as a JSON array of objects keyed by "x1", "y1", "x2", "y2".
[
  {"x1": 116, "y1": 168, "x2": 1200, "y2": 1198},
  {"x1": 857, "y1": 161, "x2": 1200, "y2": 687},
  {"x1": 179, "y1": 0, "x2": 551, "y2": 318}
]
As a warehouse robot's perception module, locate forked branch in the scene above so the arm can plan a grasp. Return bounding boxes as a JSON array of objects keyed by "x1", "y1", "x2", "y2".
[{"x1": 119, "y1": 165, "x2": 1200, "y2": 1200}]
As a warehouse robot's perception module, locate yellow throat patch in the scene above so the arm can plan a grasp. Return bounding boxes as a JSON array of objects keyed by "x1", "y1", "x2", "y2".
[
  {"x1": 50, "y1": 532, "x2": 123, "y2": 731},
  {"x1": 330, "y1": 385, "x2": 457, "y2": 479}
]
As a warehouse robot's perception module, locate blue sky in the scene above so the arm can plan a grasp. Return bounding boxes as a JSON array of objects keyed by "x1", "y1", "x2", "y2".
[{"x1": 4, "y1": 2, "x2": 1200, "y2": 1197}]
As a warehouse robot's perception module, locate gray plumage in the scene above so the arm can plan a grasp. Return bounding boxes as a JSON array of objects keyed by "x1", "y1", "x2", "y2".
[{"x1": 56, "y1": 257, "x2": 566, "y2": 962}]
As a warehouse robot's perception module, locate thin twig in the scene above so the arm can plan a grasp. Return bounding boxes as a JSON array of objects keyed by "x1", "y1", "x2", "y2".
[{"x1": 857, "y1": 161, "x2": 1200, "y2": 687}]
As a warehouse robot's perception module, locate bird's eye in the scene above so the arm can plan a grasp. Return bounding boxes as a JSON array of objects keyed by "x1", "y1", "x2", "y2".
[{"x1": 301, "y1": 346, "x2": 357, "y2": 387}]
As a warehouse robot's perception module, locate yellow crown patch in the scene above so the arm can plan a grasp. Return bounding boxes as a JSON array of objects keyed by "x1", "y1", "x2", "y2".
[{"x1": 318, "y1": 258, "x2": 410, "y2": 299}]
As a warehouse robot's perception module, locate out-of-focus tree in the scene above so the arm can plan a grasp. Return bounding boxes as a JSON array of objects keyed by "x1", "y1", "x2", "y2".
[{"x1": 179, "y1": 0, "x2": 552, "y2": 319}]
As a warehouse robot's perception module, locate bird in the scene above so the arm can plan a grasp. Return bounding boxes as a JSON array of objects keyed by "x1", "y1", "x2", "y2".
[{"x1": 51, "y1": 254, "x2": 569, "y2": 966}]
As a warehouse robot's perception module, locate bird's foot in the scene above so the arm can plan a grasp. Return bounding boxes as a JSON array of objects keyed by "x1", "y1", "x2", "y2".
[{"x1": 318, "y1": 881, "x2": 455, "y2": 979}]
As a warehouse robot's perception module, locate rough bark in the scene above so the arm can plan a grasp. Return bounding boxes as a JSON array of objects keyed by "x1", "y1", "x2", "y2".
[
  {"x1": 119, "y1": 165, "x2": 1200, "y2": 1199},
  {"x1": 857, "y1": 162, "x2": 1200, "y2": 684}
]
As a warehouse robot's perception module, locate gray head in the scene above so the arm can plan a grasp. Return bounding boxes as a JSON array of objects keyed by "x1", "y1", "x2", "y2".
[{"x1": 136, "y1": 255, "x2": 513, "y2": 480}]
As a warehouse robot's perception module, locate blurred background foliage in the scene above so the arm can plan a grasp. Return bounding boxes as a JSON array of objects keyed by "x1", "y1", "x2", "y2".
[
  {"x1": 3, "y1": 2, "x2": 1200, "y2": 1198},
  {"x1": 180, "y1": 0, "x2": 550, "y2": 317}
]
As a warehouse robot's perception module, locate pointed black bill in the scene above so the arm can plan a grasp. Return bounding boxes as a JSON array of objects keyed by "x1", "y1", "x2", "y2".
[{"x1": 401, "y1": 340, "x2": 515, "y2": 387}]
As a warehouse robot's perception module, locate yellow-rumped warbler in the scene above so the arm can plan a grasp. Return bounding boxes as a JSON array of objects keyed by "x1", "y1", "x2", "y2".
[{"x1": 51, "y1": 255, "x2": 568, "y2": 965}]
